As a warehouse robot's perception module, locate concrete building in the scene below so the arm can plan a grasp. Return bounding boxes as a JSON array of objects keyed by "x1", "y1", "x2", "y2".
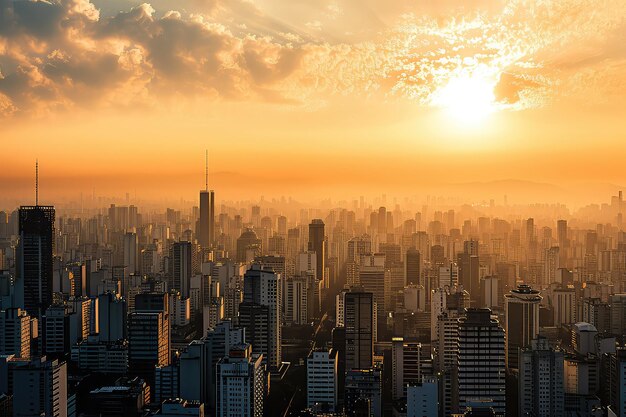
[
  {"x1": 0, "y1": 308, "x2": 31, "y2": 358},
  {"x1": 216, "y1": 343, "x2": 264, "y2": 417},
  {"x1": 238, "y1": 264, "x2": 281, "y2": 370},
  {"x1": 519, "y1": 337, "x2": 564, "y2": 417},
  {"x1": 12, "y1": 356, "x2": 67, "y2": 417},
  {"x1": 457, "y1": 308, "x2": 506, "y2": 415},
  {"x1": 306, "y1": 349, "x2": 338, "y2": 412},
  {"x1": 504, "y1": 284, "x2": 541, "y2": 370},
  {"x1": 392, "y1": 338, "x2": 422, "y2": 400}
]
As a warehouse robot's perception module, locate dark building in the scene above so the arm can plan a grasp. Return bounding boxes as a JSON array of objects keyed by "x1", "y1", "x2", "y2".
[
  {"x1": 17, "y1": 205, "x2": 55, "y2": 319},
  {"x1": 345, "y1": 290, "x2": 374, "y2": 371},
  {"x1": 458, "y1": 251, "x2": 480, "y2": 307},
  {"x1": 406, "y1": 248, "x2": 421, "y2": 286},
  {"x1": 308, "y1": 219, "x2": 326, "y2": 282},
  {"x1": 128, "y1": 293, "x2": 170, "y2": 388},
  {"x1": 85, "y1": 377, "x2": 149, "y2": 417}
]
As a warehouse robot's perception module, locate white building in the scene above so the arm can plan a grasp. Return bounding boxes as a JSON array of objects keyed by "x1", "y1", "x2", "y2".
[
  {"x1": 216, "y1": 343, "x2": 264, "y2": 417},
  {"x1": 285, "y1": 275, "x2": 308, "y2": 325},
  {"x1": 306, "y1": 349, "x2": 338, "y2": 412},
  {"x1": 169, "y1": 291, "x2": 191, "y2": 327}
]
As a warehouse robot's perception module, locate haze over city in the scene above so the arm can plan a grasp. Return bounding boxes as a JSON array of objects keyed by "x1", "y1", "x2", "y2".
[{"x1": 2, "y1": 1, "x2": 626, "y2": 417}]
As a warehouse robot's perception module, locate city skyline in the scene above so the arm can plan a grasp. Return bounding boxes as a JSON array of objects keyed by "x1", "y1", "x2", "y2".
[
  {"x1": 2, "y1": 0, "x2": 626, "y2": 204},
  {"x1": 2, "y1": 1, "x2": 626, "y2": 417}
]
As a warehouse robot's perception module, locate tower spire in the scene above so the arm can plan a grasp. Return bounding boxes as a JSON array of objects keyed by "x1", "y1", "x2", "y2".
[
  {"x1": 205, "y1": 150, "x2": 208, "y2": 191},
  {"x1": 35, "y1": 159, "x2": 39, "y2": 206}
]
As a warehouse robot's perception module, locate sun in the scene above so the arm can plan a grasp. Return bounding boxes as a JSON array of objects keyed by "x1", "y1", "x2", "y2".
[{"x1": 432, "y1": 73, "x2": 497, "y2": 125}]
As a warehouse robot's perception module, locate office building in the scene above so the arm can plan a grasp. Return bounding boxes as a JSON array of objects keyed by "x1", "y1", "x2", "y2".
[
  {"x1": 406, "y1": 248, "x2": 421, "y2": 286},
  {"x1": 392, "y1": 338, "x2": 422, "y2": 400},
  {"x1": 345, "y1": 368, "x2": 382, "y2": 417},
  {"x1": 344, "y1": 290, "x2": 374, "y2": 371},
  {"x1": 504, "y1": 284, "x2": 541, "y2": 370},
  {"x1": 17, "y1": 205, "x2": 55, "y2": 318},
  {"x1": 308, "y1": 219, "x2": 326, "y2": 286},
  {"x1": 457, "y1": 308, "x2": 506, "y2": 414},
  {"x1": 128, "y1": 293, "x2": 170, "y2": 388},
  {"x1": 171, "y1": 241, "x2": 193, "y2": 298}
]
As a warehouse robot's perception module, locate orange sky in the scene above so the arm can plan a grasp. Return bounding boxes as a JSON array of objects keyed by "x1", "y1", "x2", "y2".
[{"x1": 1, "y1": 0, "x2": 626, "y2": 207}]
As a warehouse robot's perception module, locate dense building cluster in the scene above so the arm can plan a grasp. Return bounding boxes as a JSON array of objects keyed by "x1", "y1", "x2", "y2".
[{"x1": 1, "y1": 189, "x2": 626, "y2": 417}]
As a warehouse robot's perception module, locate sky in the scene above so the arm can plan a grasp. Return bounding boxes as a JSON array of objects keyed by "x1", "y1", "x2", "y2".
[{"x1": 1, "y1": 0, "x2": 626, "y2": 206}]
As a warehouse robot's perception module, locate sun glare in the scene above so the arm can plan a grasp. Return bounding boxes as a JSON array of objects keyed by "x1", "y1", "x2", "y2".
[{"x1": 432, "y1": 73, "x2": 497, "y2": 125}]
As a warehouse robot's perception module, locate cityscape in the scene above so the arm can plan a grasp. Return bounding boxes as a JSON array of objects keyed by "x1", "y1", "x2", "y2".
[
  {"x1": 1, "y1": 170, "x2": 626, "y2": 417},
  {"x1": 2, "y1": 0, "x2": 626, "y2": 417}
]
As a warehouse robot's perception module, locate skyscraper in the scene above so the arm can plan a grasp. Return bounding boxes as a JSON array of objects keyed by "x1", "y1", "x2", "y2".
[
  {"x1": 518, "y1": 337, "x2": 564, "y2": 417},
  {"x1": 238, "y1": 264, "x2": 282, "y2": 370},
  {"x1": 458, "y1": 250, "x2": 480, "y2": 306},
  {"x1": 308, "y1": 219, "x2": 326, "y2": 284},
  {"x1": 128, "y1": 293, "x2": 170, "y2": 388},
  {"x1": 504, "y1": 284, "x2": 541, "y2": 371},
  {"x1": 17, "y1": 204, "x2": 55, "y2": 319},
  {"x1": 406, "y1": 248, "x2": 421, "y2": 286},
  {"x1": 171, "y1": 241, "x2": 192, "y2": 298},
  {"x1": 457, "y1": 308, "x2": 506, "y2": 414},
  {"x1": 391, "y1": 337, "x2": 422, "y2": 400},
  {"x1": 197, "y1": 152, "x2": 215, "y2": 249},
  {"x1": 344, "y1": 290, "x2": 374, "y2": 371}
]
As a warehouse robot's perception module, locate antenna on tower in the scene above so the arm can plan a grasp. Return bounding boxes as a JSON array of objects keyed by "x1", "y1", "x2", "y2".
[
  {"x1": 35, "y1": 159, "x2": 39, "y2": 206},
  {"x1": 205, "y1": 150, "x2": 209, "y2": 191}
]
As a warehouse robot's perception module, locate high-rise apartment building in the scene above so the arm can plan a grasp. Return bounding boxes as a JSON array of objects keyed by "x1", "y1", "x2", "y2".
[
  {"x1": 306, "y1": 349, "x2": 338, "y2": 412},
  {"x1": 518, "y1": 337, "x2": 564, "y2": 417},
  {"x1": 216, "y1": 343, "x2": 264, "y2": 417}
]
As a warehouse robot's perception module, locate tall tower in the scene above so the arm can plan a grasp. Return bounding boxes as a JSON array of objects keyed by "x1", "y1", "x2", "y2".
[
  {"x1": 344, "y1": 289, "x2": 374, "y2": 371},
  {"x1": 197, "y1": 151, "x2": 215, "y2": 248},
  {"x1": 505, "y1": 284, "x2": 542, "y2": 371},
  {"x1": 238, "y1": 264, "x2": 282, "y2": 370},
  {"x1": 457, "y1": 308, "x2": 506, "y2": 414},
  {"x1": 308, "y1": 219, "x2": 326, "y2": 285},
  {"x1": 17, "y1": 161, "x2": 55, "y2": 319}
]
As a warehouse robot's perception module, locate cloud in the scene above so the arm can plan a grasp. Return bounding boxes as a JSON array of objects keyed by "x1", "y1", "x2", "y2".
[{"x1": 0, "y1": 0, "x2": 625, "y2": 118}]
